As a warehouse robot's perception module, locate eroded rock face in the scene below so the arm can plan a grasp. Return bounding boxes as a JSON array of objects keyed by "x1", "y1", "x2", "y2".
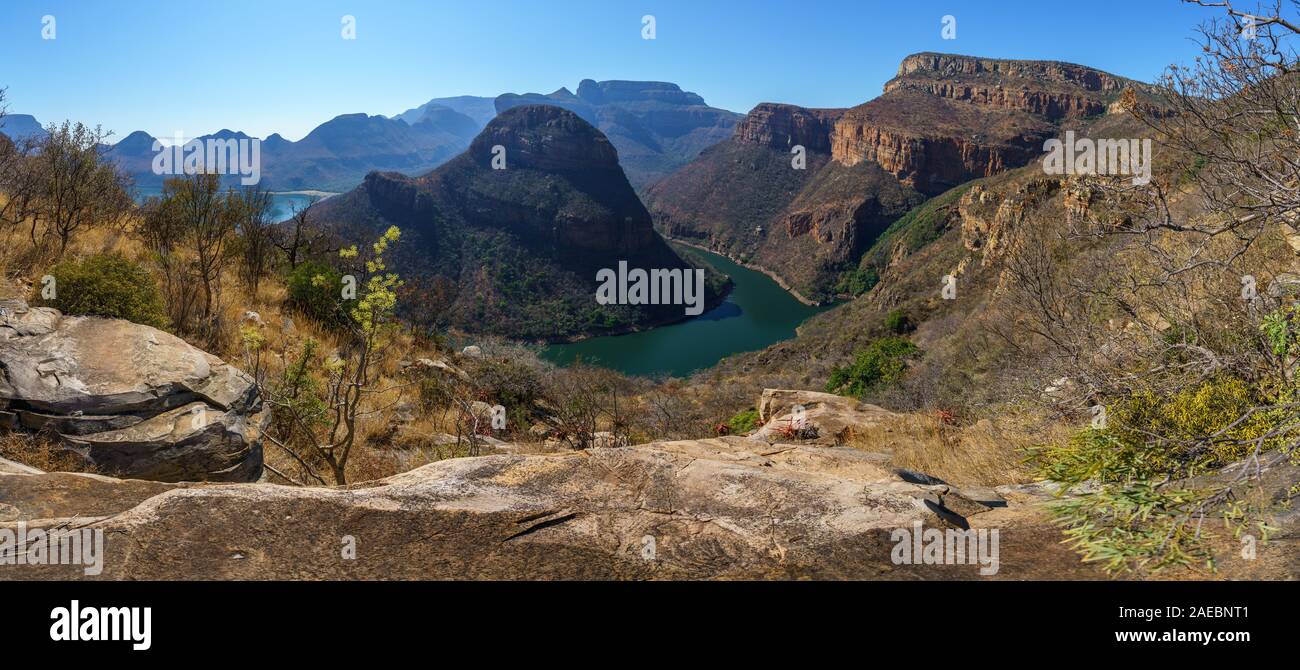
[
  {"x1": 0, "y1": 298, "x2": 267, "y2": 482},
  {"x1": 1, "y1": 436, "x2": 989, "y2": 580},
  {"x1": 734, "y1": 103, "x2": 845, "y2": 153},
  {"x1": 885, "y1": 53, "x2": 1137, "y2": 120},
  {"x1": 753, "y1": 389, "x2": 902, "y2": 446}
]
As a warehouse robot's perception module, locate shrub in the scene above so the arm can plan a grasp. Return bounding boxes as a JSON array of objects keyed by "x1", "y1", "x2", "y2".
[
  {"x1": 726, "y1": 408, "x2": 761, "y2": 434},
  {"x1": 462, "y1": 355, "x2": 544, "y2": 415},
  {"x1": 285, "y1": 260, "x2": 346, "y2": 327},
  {"x1": 1028, "y1": 375, "x2": 1290, "y2": 573},
  {"x1": 884, "y1": 309, "x2": 914, "y2": 334},
  {"x1": 36, "y1": 254, "x2": 169, "y2": 329},
  {"x1": 825, "y1": 336, "x2": 920, "y2": 399},
  {"x1": 834, "y1": 266, "x2": 878, "y2": 297}
]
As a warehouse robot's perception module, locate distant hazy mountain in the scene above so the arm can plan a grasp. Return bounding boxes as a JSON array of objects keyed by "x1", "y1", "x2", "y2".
[
  {"x1": 4, "y1": 78, "x2": 739, "y2": 194},
  {"x1": 494, "y1": 80, "x2": 742, "y2": 190},
  {"x1": 0, "y1": 114, "x2": 49, "y2": 143},
  {"x1": 259, "y1": 111, "x2": 478, "y2": 191},
  {"x1": 89, "y1": 109, "x2": 481, "y2": 193},
  {"x1": 314, "y1": 105, "x2": 726, "y2": 341},
  {"x1": 394, "y1": 96, "x2": 497, "y2": 128}
]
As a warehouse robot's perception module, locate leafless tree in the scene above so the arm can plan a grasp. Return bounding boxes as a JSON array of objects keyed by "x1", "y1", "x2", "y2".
[
  {"x1": 20, "y1": 122, "x2": 132, "y2": 257},
  {"x1": 272, "y1": 199, "x2": 335, "y2": 269},
  {"x1": 235, "y1": 186, "x2": 276, "y2": 296}
]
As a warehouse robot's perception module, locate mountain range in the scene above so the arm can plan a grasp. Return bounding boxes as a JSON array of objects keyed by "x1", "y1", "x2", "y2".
[
  {"x1": 2, "y1": 79, "x2": 741, "y2": 196},
  {"x1": 645, "y1": 52, "x2": 1154, "y2": 301}
]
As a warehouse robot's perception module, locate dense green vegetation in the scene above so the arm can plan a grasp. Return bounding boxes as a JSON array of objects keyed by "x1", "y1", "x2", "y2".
[
  {"x1": 286, "y1": 260, "x2": 348, "y2": 328},
  {"x1": 825, "y1": 336, "x2": 920, "y2": 399},
  {"x1": 36, "y1": 253, "x2": 169, "y2": 329},
  {"x1": 726, "y1": 408, "x2": 761, "y2": 434}
]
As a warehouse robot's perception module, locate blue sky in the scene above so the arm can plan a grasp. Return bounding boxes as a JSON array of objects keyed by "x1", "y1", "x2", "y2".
[{"x1": 0, "y1": 0, "x2": 1230, "y2": 142}]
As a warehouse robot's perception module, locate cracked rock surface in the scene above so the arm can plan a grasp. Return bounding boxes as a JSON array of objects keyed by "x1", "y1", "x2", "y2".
[
  {"x1": 0, "y1": 297, "x2": 267, "y2": 482},
  {"x1": 0, "y1": 436, "x2": 1002, "y2": 580}
]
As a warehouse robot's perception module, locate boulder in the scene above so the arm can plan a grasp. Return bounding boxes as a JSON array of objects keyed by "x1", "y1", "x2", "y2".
[
  {"x1": 753, "y1": 389, "x2": 901, "y2": 445},
  {"x1": 414, "y1": 357, "x2": 470, "y2": 381},
  {"x1": 0, "y1": 436, "x2": 989, "y2": 580},
  {"x1": 0, "y1": 298, "x2": 268, "y2": 482}
]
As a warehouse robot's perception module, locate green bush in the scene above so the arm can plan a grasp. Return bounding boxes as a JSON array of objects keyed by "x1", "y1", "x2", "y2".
[
  {"x1": 1029, "y1": 375, "x2": 1290, "y2": 573},
  {"x1": 834, "y1": 266, "x2": 878, "y2": 297},
  {"x1": 1032, "y1": 376, "x2": 1284, "y2": 486},
  {"x1": 884, "y1": 309, "x2": 914, "y2": 334},
  {"x1": 36, "y1": 254, "x2": 169, "y2": 329},
  {"x1": 286, "y1": 260, "x2": 347, "y2": 327},
  {"x1": 463, "y1": 355, "x2": 544, "y2": 412},
  {"x1": 726, "y1": 408, "x2": 761, "y2": 434},
  {"x1": 825, "y1": 336, "x2": 920, "y2": 399}
]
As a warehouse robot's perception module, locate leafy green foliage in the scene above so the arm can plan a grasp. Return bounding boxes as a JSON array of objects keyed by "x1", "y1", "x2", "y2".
[
  {"x1": 859, "y1": 183, "x2": 972, "y2": 272},
  {"x1": 834, "y1": 266, "x2": 878, "y2": 297},
  {"x1": 1030, "y1": 375, "x2": 1292, "y2": 573},
  {"x1": 285, "y1": 260, "x2": 346, "y2": 327},
  {"x1": 825, "y1": 336, "x2": 920, "y2": 399},
  {"x1": 884, "y1": 309, "x2": 914, "y2": 334},
  {"x1": 36, "y1": 254, "x2": 169, "y2": 329},
  {"x1": 1050, "y1": 482, "x2": 1215, "y2": 573},
  {"x1": 726, "y1": 408, "x2": 761, "y2": 434},
  {"x1": 1261, "y1": 306, "x2": 1298, "y2": 358}
]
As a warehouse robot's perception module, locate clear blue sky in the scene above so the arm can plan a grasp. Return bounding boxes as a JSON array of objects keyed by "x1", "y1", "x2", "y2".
[{"x1": 0, "y1": 0, "x2": 1228, "y2": 143}]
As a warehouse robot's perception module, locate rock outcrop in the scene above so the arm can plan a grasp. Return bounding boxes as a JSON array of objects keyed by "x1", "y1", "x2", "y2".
[
  {"x1": 315, "y1": 105, "x2": 725, "y2": 341},
  {"x1": 1, "y1": 435, "x2": 996, "y2": 580},
  {"x1": 0, "y1": 297, "x2": 267, "y2": 482},
  {"x1": 733, "y1": 104, "x2": 845, "y2": 153},
  {"x1": 752, "y1": 389, "x2": 902, "y2": 446}
]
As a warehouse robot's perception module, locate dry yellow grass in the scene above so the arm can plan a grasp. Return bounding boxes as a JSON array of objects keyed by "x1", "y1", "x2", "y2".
[
  {"x1": 0, "y1": 431, "x2": 97, "y2": 474},
  {"x1": 846, "y1": 409, "x2": 1061, "y2": 487}
]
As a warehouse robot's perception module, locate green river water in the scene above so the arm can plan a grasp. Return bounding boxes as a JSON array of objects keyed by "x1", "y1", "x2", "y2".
[{"x1": 540, "y1": 247, "x2": 830, "y2": 377}]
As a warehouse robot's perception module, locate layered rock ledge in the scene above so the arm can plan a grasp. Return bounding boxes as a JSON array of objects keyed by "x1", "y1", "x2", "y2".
[{"x1": 0, "y1": 297, "x2": 267, "y2": 482}]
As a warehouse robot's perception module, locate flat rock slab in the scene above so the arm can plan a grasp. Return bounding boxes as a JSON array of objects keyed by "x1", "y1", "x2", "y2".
[{"x1": 2, "y1": 436, "x2": 994, "y2": 580}]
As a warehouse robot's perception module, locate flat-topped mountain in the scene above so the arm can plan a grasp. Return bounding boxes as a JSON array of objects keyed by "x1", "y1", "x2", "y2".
[
  {"x1": 495, "y1": 80, "x2": 742, "y2": 190},
  {"x1": 646, "y1": 52, "x2": 1149, "y2": 300},
  {"x1": 314, "y1": 105, "x2": 725, "y2": 340},
  {"x1": 0, "y1": 113, "x2": 48, "y2": 143}
]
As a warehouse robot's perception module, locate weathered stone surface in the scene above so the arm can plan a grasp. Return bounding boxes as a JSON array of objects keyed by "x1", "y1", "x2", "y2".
[
  {"x1": 753, "y1": 389, "x2": 902, "y2": 446},
  {"x1": 1, "y1": 436, "x2": 986, "y2": 580},
  {"x1": 0, "y1": 299, "x2": 267, "y2": 482},
  {"x1": 733, "y1": 103, "x2": 845, "y2": 152}
]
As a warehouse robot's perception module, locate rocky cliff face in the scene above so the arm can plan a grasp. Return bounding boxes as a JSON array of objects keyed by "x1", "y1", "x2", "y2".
[
  {"x1": 884, "y1": 53, "x2": 1136, "y2": 119},
  {"x1": 734, "y1": 104, "x2": 845, "y2": 153},
  {"x1": 830, "y1": 53, "x2": 1144, "y2": 194},
  {"x1": 829, "y1": 95, "x2": 1047, "y2": 195},
  {"x1": 648, "y1": 52, "x2": 1148, "y2": 299},
  {"x1": 316, "y1": 105, "x2": 723, "y2": 341}
]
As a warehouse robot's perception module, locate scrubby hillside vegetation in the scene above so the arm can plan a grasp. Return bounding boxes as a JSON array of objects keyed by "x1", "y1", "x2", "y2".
[
  {"x1": 0, "y1": 2, "x2": 1296, "y2": 580},
  {"x1": 689, "y1": 8, "x2": 1300, "y2": 573}
]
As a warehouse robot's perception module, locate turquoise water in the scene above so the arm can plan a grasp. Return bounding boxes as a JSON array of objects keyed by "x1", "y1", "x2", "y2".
[
  {"x1": 131, "y1": 187, "x2": 327, "y2": 221},
  {"x1": 541, "y1": 247, "x2": 830, "y2": 377}
]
